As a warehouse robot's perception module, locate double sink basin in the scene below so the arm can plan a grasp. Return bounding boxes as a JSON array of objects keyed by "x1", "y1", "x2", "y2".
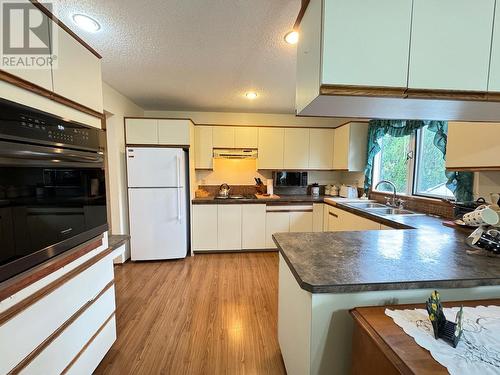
[{"x1": 344, "y1": 202, "x2": 424, "y2": 216}]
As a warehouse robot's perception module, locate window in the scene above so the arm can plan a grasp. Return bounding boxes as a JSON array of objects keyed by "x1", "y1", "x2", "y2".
[{"x1": 372, "y1": 125, "x2": 453, "y2": 199}]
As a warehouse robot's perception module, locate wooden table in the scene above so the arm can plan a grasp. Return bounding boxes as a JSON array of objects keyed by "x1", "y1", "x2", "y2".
[{"x1": 350, "y1": 299, "x2": 500, "y2": 375}]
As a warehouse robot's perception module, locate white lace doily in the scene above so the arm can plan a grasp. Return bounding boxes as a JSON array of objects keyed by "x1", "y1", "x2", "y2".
[{"x1": 385, "y1": 306, "x2": 500, "y2": 375}]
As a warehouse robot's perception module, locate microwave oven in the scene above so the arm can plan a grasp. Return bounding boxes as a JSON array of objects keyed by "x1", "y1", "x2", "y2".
[{"x1": 273, "y1": 171, "x2": 308, "y2": 187}]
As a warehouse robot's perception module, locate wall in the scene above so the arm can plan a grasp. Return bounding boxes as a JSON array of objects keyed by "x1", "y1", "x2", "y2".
[
  {"x1": 102, "y1": 82, "x2": 144, "y2": 257},
  {"x1": 475, "y1": 172, "x2": 500, "y2": 202}
]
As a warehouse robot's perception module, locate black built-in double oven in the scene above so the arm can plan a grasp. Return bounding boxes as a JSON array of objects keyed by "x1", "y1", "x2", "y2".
[{"x1": 0, "y1": 99, "x2": 107, "y2": 283}]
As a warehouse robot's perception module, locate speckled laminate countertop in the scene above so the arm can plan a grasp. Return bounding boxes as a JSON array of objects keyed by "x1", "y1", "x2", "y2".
[
  {"x1": 273, "y1": 202, "x2": 500, "y2": 294},
  {"x1": 192, "y1": 194, "x2": 326, "y2": 204}
]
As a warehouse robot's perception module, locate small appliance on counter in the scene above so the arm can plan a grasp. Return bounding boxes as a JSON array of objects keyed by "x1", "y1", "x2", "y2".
[
  {"x1": 339, "y1": 184, "x2": 358, "y2": 199},
  {"x1": 217, "y1": 183, "x2": 231, "y2": 198}
]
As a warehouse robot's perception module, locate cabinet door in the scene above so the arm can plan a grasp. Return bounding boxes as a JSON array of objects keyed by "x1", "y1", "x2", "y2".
[
  {"x1": 213, "y1": 127, "x2": 235, "y2": 148},
  {"x1": 192, "y1": 205, "x2": 218, "y2": 251},
  {"x1": 327, "y1": 207, "x2": 341, "y2": 231},
  {"x1": 125, "y1": 119, "x2": 158, "y2": 144},
  {"x1": 195, "y1": 126, "x2": 213, "y2": 169},
  {"x1": 341, "y1": 210, "x2": 381, "y2": 231},
  {"x1": 234, "y1": 127, "x2": 258, "y2": 148},
  {"x1": 322, "y1": 0, "x2": 412, "y2": 88},
  {"x1": 446, "y1": 122, "x2": 500, "y2": 169},
  {"x1": 284, "y1": 128, "x2": 310, "y2": 170},
  {"x1": 52, "y1": 27, "x2": 103, "y2": 112},
  {"x1": 258, "y1": 128, "x2": 284, "y2": 170},
  {"x1": 489, "y1": 0, "x2": 500, "y2": 91},
  {"x1": 409, "y1": 0, "x2": 495, "y2": 91},
  {"x1": 217, "y1": 205, "x2": 242, "y2": 250},
  {"x1": 289, "y1": 211, "x2": 313, "y2": 233},
  {"x1": 265, "y1": 212, "x2": 289, "y2": 248},
  {"x1": 158, "y1": 119, "x2": 190, "y2": 145},
  {"x1": 309, "y1": 129, "x2": 334, "y2": 169},
  {"x1": 312, "y1": 204, "x2": 324, "y2": 232},
  {"x1": 1, "y1": 1, "x2": 53, "y2": 91},
  {"x1": 332, "y1": 125, "x2": 349, "y2": 170},
  {"x1": 241, "y1": 204, "x2": 266, "y2": 249}
]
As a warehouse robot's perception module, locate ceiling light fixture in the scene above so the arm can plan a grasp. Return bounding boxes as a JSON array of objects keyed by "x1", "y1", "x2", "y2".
[
  {"x1": 245, "y1": 91, "x2": 258, "y2": 100},
  {"x1": 284, "y1": 30, "x2": 299, "y2": 45},
  {"x1": 72, "y1": 14, "x2": 101, "y2": 33}
]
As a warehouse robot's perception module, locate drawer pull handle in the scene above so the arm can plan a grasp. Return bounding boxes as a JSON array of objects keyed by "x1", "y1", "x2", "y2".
[{"x1": 329, "y1": 212, "x2": 338, "y2": 218}]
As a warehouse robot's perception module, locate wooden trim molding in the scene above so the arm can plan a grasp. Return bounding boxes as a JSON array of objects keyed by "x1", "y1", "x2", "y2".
[
  {"x1": 294, "y1": 0, "x2": 311, "y2": 30},
  {"x1": 30, "y1": 0, "x2": 102, "y2": 59},
  {"x1": 446, "y1": 166, "x2": 500, "y2": 171},
  {"x1": 406, "y1": 88, "x2": 490, "y2": 102},
  {"x1": 0, "y1": 236, "x2": 103, "y2": 302},
  {"x1": 8, "y1": 281, "x2": 114, "y2": 374},
  {"x1": 0, "y1": 70, "x2": 105, "y2": 120},
  {"x1": 320, "y1": 84, "x2": 407, "y2": 98},
  {"x1": 61, "y1": 311, "x2": 115, "y2": 374},
  {"x1": 0, "y1": 246, "x2": 114, "y2": 326}
]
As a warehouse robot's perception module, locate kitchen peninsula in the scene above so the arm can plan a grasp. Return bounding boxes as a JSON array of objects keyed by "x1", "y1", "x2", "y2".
[{"x1": 274, "y1": 201, "x2": 500, "y2": 375}]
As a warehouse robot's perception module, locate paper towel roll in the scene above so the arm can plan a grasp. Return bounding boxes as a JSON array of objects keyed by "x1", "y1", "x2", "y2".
[{"x1": 266, "y1": 179, "x2": 273, "y2": 196}]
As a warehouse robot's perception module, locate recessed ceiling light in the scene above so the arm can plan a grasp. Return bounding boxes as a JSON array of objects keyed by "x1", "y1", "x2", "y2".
[
  {"x1": 245, "y1": 91, "x2": 258, "y2": 100},
  {"x1": 284, "y1": 30, "x2": 299, "y2": 45},
  {"x1": 72, "y1": 14, "x2": 101, "y2": 33}
]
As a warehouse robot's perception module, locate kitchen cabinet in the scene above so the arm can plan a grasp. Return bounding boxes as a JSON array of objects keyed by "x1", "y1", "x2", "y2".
[
  {"x1": 213, "y1": 127, "x2": 235, "y2": 148},
  {"x1": 408, "y1": 0, "x2": 495, "y2": 91},
  {"x1": 125, "y1": 119, "x2": 158, "y2": 144},
  {"x1": 266, "y1": 212, "x2": 290, "y2": 248},
  {"x1": 332, "y1": 122, "x2": 368, "y2": 171},
  {"x1": 489, "y1": 0, "x2": 500, "y2": 92},
  {"x1": 241, "y1": 204, "x2": 266, "y2": 249},
  {"x1": 309, "y1": 129, "x2": 334, "y2": 170},
  {"x1": 192, "y1": 205, "x2": 218, "y2": 251},
  {"x1": 322, "y1": 0, "x2": 412, "y2": 89},
  {"x1": 258, "y1": 128, "x2": 284, "y2": 170},
  {"x1": 234, "y1": 127, "x2": 258, "y2": 148},
  {"x1": 194, "y1": 126, "x2": 213, "y2": 169},
  {"x1": 52, "y1": 26, "x2": 103, "y2": 112},
  {"x1": 324, "y1": 205, "x2": 381, "y2": 231},
  {"x1": 312, "y1": 204, "x2": 324, "y2": 232},
  {"x1": 284, "y1": 128, "x2": 310, "y2": 170},
  {"x1": 289, "y1": 211, "x2": 313, "y2": 233},
  {"x1": 446, "y1": 122, "x2": 500, "y2": 170},
  {"x1": 158, "y1": 119, "x2": 190, "y2": 145},
  {"x1": 217, "y1": 205, "x2": 242, "y2": 250}
]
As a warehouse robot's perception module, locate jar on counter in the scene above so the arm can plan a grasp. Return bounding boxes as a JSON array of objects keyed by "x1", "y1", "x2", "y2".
[{"x1": 311, "y1": 183, "x2": 320, "y2": 197}]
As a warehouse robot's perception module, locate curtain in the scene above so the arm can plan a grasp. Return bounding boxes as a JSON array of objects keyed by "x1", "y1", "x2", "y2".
[{"x1": 363, "y1": 119, "x2": 473, "y2": 202}]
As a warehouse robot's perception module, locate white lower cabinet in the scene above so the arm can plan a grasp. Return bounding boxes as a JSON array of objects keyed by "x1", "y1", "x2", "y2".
[
  {"x1": 192, "y1": 205, "x2": 218, "y2": 251},
  {"x1": 312, "y1": 204, "x2": 324, "y2": 232},
  {"x1": 266, "y1": 212, "x2": 290, "y2": 248},
  {"x1": 217, "y1": 205, "x2": 242, "y2": 250},
  {"x1": 324, "y1": 205, "x2": 381, "y2": 231},
  {"x1": 289, "y1": 211, "x2": 313, "y2": 233},
  {"x1": 241, "y1": 205, "x2": 267, "y2": 249}
]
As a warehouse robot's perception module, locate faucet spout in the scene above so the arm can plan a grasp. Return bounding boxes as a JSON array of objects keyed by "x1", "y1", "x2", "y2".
[{"x1": 374, "y1": 180, "x2": 398, "y2": 207}]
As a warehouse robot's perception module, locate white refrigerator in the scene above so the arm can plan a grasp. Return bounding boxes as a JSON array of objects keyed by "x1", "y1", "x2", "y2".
[{"x1": 127, "y1": 147, "x2": 188, "y2": 260}]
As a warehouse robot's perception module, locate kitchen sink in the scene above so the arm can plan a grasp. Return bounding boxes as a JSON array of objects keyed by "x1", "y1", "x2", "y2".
[
  {"x1": 346, "y1": 202, "x2": 387, "y2": 209},
  {"x1": 365, "y1": 207, "x2": 423, "y2": 216}
]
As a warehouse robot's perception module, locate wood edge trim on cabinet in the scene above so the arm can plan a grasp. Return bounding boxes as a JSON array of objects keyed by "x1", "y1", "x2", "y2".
[
  {"x1": 406, "y1": 89, "x2": 489, "y2": 102},
  {"x1": 8, "y1": 281, "x2": 114, "y2": 374},
  {"x1": 350, "y1": 309, "x2": 412, "y2": 375},
  {"x1": 487, "y1": 92, "x2": 500, "y2": 102},
  {"x1": 30, "y1": 0, "x2": 102, "y2": 59},
  {"x1": 0, "y1": 236, "x2": 103, "y2": 302},
  {"x1": 0, "y1": 246, "x2": 114, "y2": 326},
  {"x1": 446, "y1": 166, "x2": 500, "y2": 171},
  {"x1": 265, "y1": 209, "x2": 313, "y2": 213},
  {"x1": 0, "y1": 70, "x2": 105, "y2": 119},
  {"x1": 61, "y1": 311, "x2": 116, "y2": 375},
  {"x1": 293, "y1": 0, "x2": 311, "y2": 30},
  {"x1": 320, "y1": 84, "x2": 407, "y2": 98}
]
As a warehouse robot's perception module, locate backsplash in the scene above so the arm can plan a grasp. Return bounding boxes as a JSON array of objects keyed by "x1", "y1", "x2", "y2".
[{"x1": 369, "y1": 191, "x2": 454, "y2": 218}]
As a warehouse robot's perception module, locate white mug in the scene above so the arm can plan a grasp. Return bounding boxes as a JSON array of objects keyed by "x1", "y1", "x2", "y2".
[{"x1": 463, "y1": 205, "x2": 500, "y2": 227}]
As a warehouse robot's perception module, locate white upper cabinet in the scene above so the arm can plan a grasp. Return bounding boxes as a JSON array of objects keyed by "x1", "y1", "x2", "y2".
[
  {"x1": 258, "y1": 128, "x2": 284, "y2": 170},
  {"x1": 488, "y1": 0, "x2": 500, "y2": 92},
  {"x1": 125, "y1": 119, "x2": 157, "y2": 144},
  {"x1": 332, "y1": 122, "x2": 368, "y2": 171},
  {"x1": 309, "y1": 129, "x2": 334, "y2": 170},
  {"x1": 1, "y1": 1, "x2": 53, "y2": 91},
  {"x1": 195, "y1": 126, "x2": 213, "y2": 169},
  {"x1": 213, "y1": 127, "x2": 235, "y2": 148},
  {"x1": 234, "y1": 127, "x2": 258, "y2": 148},
  {"x1": 409, "y1": 0, "x2": 495, "y2": 91},
  {"x1": 52, "y1": 26, "x2": 103, "y2": 112},
  {"x1": 322, "y1": 0, "x2": 413, "y2": 88},
  {"x1": 284, "y1": 128, "x2": 310, "y2": 170},
  {"x1": 158, "y1": 119, "x2": 190, "y2": 145}
]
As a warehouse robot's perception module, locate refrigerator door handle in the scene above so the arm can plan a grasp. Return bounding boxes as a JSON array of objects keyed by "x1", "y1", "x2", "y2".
[{"x1": 176, "y1": 155, "x2": 182, "y2": 221}]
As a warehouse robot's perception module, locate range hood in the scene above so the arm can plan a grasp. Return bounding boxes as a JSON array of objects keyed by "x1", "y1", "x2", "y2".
[{"x1": 213, "y1": 148, "x2": 258, "y2": 159}]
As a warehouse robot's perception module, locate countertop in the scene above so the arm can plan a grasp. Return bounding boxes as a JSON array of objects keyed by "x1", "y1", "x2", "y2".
[
  {"x1": 273, "y1": 202, "x2": 500, "y2": 294},
  {"x1": 192, "y1": 195, "x2": 366, "y2": 205}
]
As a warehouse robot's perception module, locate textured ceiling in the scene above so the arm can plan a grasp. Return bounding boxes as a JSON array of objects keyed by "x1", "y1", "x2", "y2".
[{"x1": 50, "y1": 0, "x2": 301, "y2": 113}]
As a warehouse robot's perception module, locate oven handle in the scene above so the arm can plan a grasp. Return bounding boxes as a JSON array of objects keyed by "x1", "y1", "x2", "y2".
[{"x1": 0, "y1": 140, "x2": 104, "y2": 166}]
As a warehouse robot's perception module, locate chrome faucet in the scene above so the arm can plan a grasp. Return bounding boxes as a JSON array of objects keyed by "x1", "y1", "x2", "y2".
[{"x1": 374, "y1": 180, "x2": 403, "y2": 208}]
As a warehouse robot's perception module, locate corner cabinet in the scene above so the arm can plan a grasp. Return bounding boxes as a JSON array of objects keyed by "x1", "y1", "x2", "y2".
[
  {"x1": 332, "y1": 122, "x2": 368, "y2": 171},
  {"x1": 52, "y1": 26, "x2": 103, "y2": 113}
]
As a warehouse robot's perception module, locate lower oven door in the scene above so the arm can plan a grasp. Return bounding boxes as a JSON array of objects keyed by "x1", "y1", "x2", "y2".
[{"x1": 0, "y1": 141, "x2": 107, "y2": 283}]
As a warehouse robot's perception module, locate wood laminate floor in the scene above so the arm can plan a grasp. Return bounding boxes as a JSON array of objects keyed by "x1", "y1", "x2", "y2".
[{"x1": 95, "y1": 252, "x2": 286, "y2": 375}]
